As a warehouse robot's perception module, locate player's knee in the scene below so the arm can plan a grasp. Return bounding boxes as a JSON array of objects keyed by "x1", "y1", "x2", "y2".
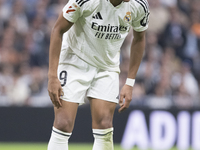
[
  {"x1": 94, "y1": 116, "x2": 113, "y2": 129},
  {"x1": 101, "y1": 119, "x2": 112, "y2": 129},
  {"x1": 54, "y1": 119, "x2": 74, "y2": 132}
]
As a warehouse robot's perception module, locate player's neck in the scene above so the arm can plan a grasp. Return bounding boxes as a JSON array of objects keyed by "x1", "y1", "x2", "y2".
[
  {"x1": 109, "y1": 0, "x2": 123, "y2": 7},
  {"x1": 109, "y1": 0, "x2": 130, "y2": 7}
]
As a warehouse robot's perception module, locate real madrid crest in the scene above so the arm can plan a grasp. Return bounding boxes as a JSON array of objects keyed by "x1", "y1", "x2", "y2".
[{"x1": 124, "y1": 12, "x2": 131, "y2": 22}]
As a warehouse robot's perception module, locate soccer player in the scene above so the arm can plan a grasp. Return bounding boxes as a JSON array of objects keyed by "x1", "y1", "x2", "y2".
[{"x1": 47, "y1": 0, "x2": 149, "y2": 149}]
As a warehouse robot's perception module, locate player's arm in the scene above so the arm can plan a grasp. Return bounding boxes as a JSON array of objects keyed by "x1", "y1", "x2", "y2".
[
  {"x1": 127, "y1": 30, "x2": 146, "y2": 79},
  {"x1": 48, "y1": 13, "x2": 73, "y2": 109},
  {"x1": 118, "y1": 30, "x2": 146, "y2": 113}
]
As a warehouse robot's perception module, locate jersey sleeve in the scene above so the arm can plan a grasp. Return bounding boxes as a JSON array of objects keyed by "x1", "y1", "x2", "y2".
[
  {"x1": 132, "y1": 0, "x2": 150, "y2": 32},
  {"x1": 62, "y1": 0, "x2": 90, "y2": 23}
]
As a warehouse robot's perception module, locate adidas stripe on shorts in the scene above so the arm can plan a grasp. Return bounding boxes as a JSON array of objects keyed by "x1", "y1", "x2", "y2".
[{"x1": 57, "y1": 47, "x2": 119, "y2": 104}]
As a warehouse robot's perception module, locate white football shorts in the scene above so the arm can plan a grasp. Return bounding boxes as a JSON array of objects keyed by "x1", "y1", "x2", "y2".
[{"x1": 57, "y1": 48, "x2": 119, "y2": 104}]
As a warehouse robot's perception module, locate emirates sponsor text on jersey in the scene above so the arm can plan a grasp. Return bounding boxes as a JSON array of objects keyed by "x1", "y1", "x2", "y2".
[{"x1": 91, "y1": 22, "x2": 129, "y2": 40}]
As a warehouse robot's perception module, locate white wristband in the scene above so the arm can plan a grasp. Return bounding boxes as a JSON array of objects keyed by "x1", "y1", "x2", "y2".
[{"x1": 125, "y1": 78, "x2": 135, "y2": 87}]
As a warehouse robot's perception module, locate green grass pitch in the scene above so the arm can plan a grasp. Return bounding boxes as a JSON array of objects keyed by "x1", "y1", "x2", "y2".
[
  {"x1": 0, "y1": 142, "x2": 182, "y2": 150},
  {"x1": 0, "y1": 143, "x2": 124, "y2": 150}
]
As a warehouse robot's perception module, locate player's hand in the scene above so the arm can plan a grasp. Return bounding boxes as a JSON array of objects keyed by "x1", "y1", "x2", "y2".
[
  {"x1": 48, "y1": 76, "x2": 63, "y2": 109},
  {"x1": 118, "y1": 84, "x2": 133, "y2": 113}
]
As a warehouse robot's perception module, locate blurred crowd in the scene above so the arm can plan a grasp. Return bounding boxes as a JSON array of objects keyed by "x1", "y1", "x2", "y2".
[{"x1": 0, "y1": 0, "x2": 199, "y2": 108}]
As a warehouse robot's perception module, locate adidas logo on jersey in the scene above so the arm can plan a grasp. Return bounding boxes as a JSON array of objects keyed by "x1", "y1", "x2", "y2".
[{"x1": 92, "y1": 12, "x2": 103, "y2": 20}]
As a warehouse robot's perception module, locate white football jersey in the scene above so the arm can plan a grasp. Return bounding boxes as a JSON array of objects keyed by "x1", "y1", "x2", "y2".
[{"x1": 60, "y1": 0, "x2": 149, "y2": 72}]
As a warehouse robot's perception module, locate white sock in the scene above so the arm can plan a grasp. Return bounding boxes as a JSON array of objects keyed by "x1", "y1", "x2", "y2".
[
  {"x1": 92, "y1": 127, "x2": 114, "y2": 150},
  {"x1": 48, "y1": 127, "x2": 72, "y2": 150}
]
